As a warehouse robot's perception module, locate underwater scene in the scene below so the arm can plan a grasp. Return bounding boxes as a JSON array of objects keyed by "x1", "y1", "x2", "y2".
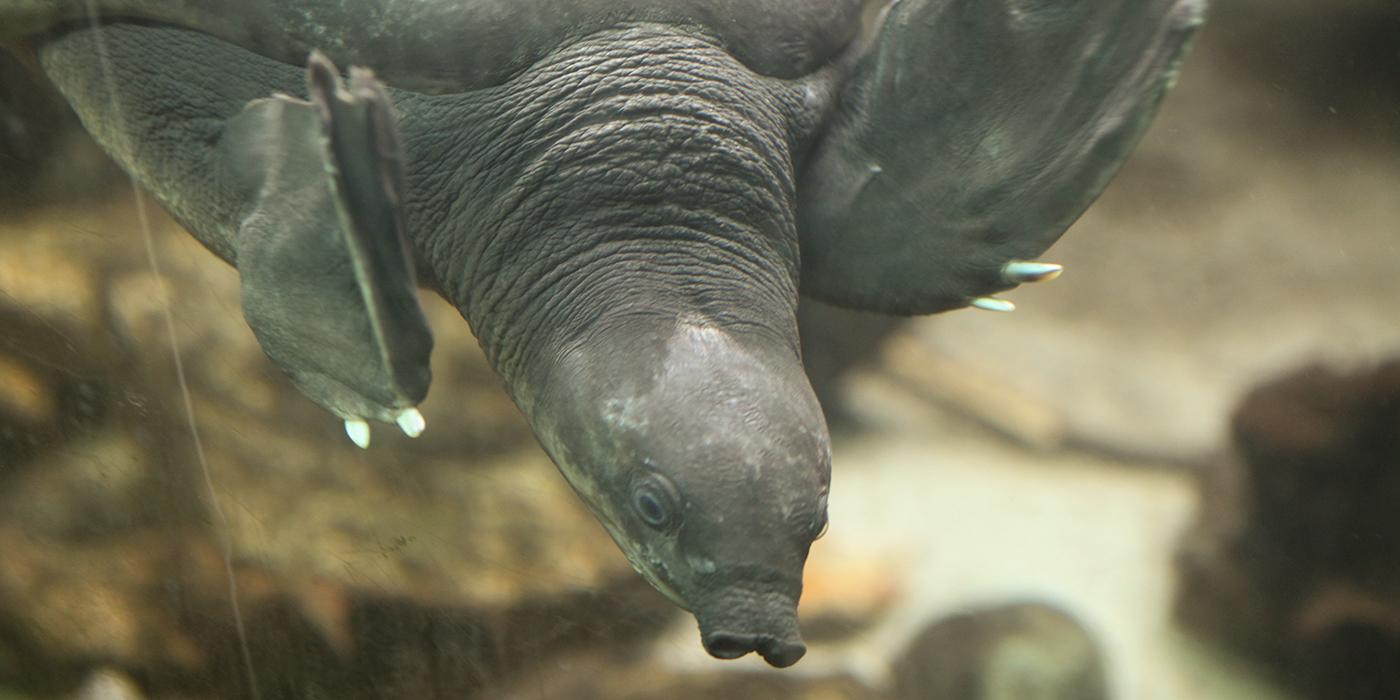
[{"x1": 1, "y1": 0, "x2": 1398, "y2": 698}]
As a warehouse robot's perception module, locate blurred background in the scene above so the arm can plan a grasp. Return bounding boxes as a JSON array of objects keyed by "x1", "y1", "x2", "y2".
[{"x1": 1, "y1": 0, "x2": 1398, "y2": 698}]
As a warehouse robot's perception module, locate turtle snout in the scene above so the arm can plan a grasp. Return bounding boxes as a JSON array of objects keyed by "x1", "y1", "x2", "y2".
[
  {"x1": 697, "y1": 587, "x2": 807, "y2": 668},
  {"x1": 694, "y1": 564, "x2": 807, "y2": 666},
  {"x1": 702, "y1": 631, "x2": 807, "y2": 667}
]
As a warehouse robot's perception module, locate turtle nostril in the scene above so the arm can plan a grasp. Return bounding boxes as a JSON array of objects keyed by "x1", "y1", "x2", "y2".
[
  {"x1": 703, "y1": 632, "x2": 757, "y2": 660},
  {"x1": 757, "y1": 636, "x2": 807, "y2": 668}
]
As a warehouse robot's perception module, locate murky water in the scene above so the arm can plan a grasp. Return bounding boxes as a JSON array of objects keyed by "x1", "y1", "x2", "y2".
[{"x1": 2, "y1": 1, "x2": 1398, "y2": 698}]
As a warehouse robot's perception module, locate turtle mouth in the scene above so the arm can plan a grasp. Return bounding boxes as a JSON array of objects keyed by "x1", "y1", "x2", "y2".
[
  {"x1": 636, "y1": 563, "x2": 690, "y2": 610},
  {"x1": 702, "y1": 631, "x2": 807, "y2": 667},
  {"x1": 595, "y1": 517, "x2": 693, "y2": 611},
  {"x1": 696, "y1": 586, "x2": 806, "y2": 667}
]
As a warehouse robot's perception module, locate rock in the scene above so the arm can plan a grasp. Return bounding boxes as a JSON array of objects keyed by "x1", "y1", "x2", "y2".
[
  {"x1": 0, "y1": 355, "x2": 55, "y2": 428},
  {"x1": 1175, "y1": 360, "x2": 1400, "y2": 699},
  {"x1": 70, "y1": 668, "x2": 146, "y2": 700},
  {"x1": 1233, "y1": 363, "x2": 1400, "y2": 575},
  {"x1": 0, "y1": 192, "x2": 672, "y2": 699},
  {"x1": 889, "y1": 603, "x2": 1108, "y2": 700},
  {"x1": 0, "y1": 528, "x2": 209, "y2": 677},
  {"x1": 0, "y1": 428, "x2": 152, "y2": 538},
  {"x1": 0, "y1": 306, "x2": 110, "y2": 472}
]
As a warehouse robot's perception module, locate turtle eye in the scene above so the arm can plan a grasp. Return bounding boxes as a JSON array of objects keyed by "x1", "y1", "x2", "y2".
[{"x1": 632, "y1": 475, "x2": 679, "y2": 530}]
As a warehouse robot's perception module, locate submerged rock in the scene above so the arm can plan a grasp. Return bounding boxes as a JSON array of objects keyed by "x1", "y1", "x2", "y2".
[
  {"x1": 0, "y1": 198, "x2": 672, "y2": 698},
  {"x1": 890, "y1": 603, "x2": 1108, "y2": 700},
  {"x1": 71, "y1": 668, "x2": 146, "y2": 700},
  {"x1": 1176, "y1": 360, "x2": 1400, "y2": 699}
]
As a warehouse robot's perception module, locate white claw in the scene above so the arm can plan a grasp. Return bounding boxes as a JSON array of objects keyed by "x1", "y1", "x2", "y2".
[
  {"x1": 1003, "y1": 260, "x2": 1063, "y2": 283},
  {"x1": 396, "y1": 408, "x2": 426, "y2": 438},
  {"x1": 971, "y1": 297, "x2": 1016, "y2": 312},
  {"x1": 344, "y1": 419, "x2": 371, "y2": 449}
]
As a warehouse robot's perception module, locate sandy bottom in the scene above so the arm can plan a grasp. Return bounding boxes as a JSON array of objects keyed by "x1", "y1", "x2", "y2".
[{"x1": 651, "y1": 417, "x2": 1293, "y2": 699}]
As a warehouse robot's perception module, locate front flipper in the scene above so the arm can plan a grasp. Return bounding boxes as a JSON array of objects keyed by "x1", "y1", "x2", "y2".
[
  {"x1": 797, "y1": 0, "x2": 1205, "y2": 314},
  {"x1": 224, "y1": 53, "x2": 432, "y2": 445}
]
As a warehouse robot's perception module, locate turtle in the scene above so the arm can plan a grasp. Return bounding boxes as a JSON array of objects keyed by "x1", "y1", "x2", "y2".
[{"x1": 0, "y1": 0, "x2": 1204, "y2": 667}]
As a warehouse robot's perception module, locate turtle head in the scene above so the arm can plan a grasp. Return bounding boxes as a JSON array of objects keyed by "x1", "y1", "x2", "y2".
[{"x1": 533, "y1": 316, "x2": 830, "y2": 667}]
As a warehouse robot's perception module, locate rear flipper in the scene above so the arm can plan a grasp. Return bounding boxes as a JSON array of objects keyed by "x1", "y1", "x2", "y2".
[{"x1": 224, "y1": 53, "x2": 432, "y2": 446}]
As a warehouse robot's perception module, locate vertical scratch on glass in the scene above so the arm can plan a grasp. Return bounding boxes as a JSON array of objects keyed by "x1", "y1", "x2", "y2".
[{"x1": 79, "y1": 3, "x2": 262, "y2": 697}]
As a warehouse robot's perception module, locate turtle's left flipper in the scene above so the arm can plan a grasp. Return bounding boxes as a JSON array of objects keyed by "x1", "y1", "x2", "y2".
[
  {"x1": 224, "y1": 52, "x2": 433, "y2": 441},
  {"x1": 40, "y1": 27, "x2": 433, "y2": 442}
]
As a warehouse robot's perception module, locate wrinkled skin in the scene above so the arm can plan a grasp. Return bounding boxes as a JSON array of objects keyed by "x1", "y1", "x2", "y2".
[
  {"x1": 422, "y1": 26, "x2": 836, "y2": 665},
  {"x1": 35, "y1": 21, "x2": 833, "y2": 666},
  {"x1": 10, "y1": 0, "x2": 1202, "y2": 668}
]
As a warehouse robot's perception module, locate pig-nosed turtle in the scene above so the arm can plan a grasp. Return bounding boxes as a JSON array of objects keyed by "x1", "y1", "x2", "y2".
[{"x1": 2, "y1": 0, "x2": 1203, "y2": 667}]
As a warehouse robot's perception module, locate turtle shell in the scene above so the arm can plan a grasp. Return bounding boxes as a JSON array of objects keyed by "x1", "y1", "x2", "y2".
[{"x1": 5, "y1": 0, "x2": 862, "y2": 92}]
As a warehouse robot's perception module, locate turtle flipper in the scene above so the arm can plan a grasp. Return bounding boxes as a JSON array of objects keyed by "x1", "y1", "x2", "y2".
[
  {"x1": 796, "y1": 0, "x2": 1205, "y2": 314},
  {"x1": 40, "y1": 26, "x2": 433, "y2": 442},
  {"x1": 224, "y1": 53, "x2": 432, "y2": 441}
]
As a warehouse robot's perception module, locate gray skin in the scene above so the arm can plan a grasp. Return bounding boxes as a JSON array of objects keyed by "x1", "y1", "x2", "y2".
[{"x1": 2, "y1": 0, "x2": 1204, "y2": 667}]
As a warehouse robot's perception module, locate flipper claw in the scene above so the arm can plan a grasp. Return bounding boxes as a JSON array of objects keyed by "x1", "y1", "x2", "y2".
[
  {"x1": 971, "y1": 297, "x2": 1016, "y2": 312},
  {"x1": 395, "y1": 407, "x2": 425, "y2": 438},
  {"x1": 345, "y1": 419, "x2": 371, "y2": 449},
  {"x1": 1002, "y1": 261, "x2": 1064, "y2": 284}
]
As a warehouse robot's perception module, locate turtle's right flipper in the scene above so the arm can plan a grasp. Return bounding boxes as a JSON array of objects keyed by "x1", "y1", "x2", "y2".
[{"x1": 223, "y1": 52, "x2": 433, "y2": 442}]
